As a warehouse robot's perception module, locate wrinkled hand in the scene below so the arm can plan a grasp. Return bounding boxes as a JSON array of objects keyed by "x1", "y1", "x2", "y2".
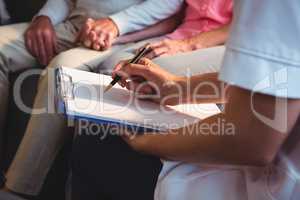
[
  {"x1": 142, "y1": 39, "x2": 193, "y2": 59},
  {"x1": 25, "y1": 16, "x2": 58, "y2": 65},
  {"x1": 113, "y1": 58, "x2": 186, "y2": 106},
  {"x1": 76, "y1": 18, "x2": 119, "y2": 51}
]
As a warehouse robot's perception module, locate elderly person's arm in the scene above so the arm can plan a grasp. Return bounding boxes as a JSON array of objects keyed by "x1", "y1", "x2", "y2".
[
  {"x1": 35, "y1": 0, "x2": 70, "y2": 26},
  {"x1": 77, "y1": 0, "x2": 184, "y2": 51},
  {"x1": 114, "y1": 13, "x2": 183, "y2": 45},
  {"x1": 145, "y1": 24, "x2": 231, "y2": 59},
  {"x1": 24, "y1": 0, "x2": 70, "y2": 65},
  {"x1": 109, "y1": 0, "x2": 183, "y2": 35}
]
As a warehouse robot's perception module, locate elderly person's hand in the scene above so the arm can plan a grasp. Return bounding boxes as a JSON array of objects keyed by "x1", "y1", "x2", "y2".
[
  {"x1": 76, "y1": 18, "x2": 119, "y2": 51},
  {"x1": 25, "y1": 16, "x2": 58, "y2": 65},
  {"x1": 113, "y1": 58, "x2": 187, "y2": 106},
  {"x1": 143, "y1": 39, "x2": 194, "y2": 59}
]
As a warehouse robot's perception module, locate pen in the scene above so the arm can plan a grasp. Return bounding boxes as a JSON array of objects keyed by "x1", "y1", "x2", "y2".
[{"x1": 104, "y1": 44, "x2": 151, "y2": 93}]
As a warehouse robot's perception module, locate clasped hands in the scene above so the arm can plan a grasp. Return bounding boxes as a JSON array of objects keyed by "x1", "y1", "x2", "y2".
[
  {"x1": 25, "y1": 16, "x2": 119, "y2": 65},
  {"x1": 76, "y1": 17, "x2": 120, "y2": 51}
]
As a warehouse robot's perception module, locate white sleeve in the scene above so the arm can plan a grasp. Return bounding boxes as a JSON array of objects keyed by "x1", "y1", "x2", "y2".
[
  {"x1": 0, "y1": 0, "x2": 10, "y2": 24},
  {"x1": 35, "y1": 0, "x2": 70, "y2": 25},
  {"x1": 219, "y1": 0, "x2": 300, "y2": 99},
  {"x1": 109, "y1": 0, "x2": 183, "y2": 35}
]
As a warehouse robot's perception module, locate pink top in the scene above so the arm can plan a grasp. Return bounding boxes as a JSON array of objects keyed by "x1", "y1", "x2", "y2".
[{"x1": 167, "y1": 0, "x2": 233, "y2": 40}]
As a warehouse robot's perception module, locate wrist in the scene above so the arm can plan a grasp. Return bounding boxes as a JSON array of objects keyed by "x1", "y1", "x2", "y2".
[
  {"x1": 108, "y1": 17, "x2": 120, "y2": 36},
  {"x1": 33, "y1": 15, "x2": 52, "y2": 23}
]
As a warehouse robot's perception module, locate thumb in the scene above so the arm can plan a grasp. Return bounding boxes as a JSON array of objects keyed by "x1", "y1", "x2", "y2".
[
  {"x1": 120, "y1": 63, "x2": 153, "y2": 80},
  {"x1": 75, "y1": 18, "x2": 94, "y2": 43}
]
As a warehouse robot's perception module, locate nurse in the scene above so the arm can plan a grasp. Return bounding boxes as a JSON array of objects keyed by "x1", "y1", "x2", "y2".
[{"x1": 113, "y1": 0, "x2": 300, "y2": 199}]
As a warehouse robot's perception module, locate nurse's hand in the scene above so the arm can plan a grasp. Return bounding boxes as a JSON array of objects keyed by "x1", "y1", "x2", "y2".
[{"x1": 113, "y1": 58, "x2": 187, "y2": 106}]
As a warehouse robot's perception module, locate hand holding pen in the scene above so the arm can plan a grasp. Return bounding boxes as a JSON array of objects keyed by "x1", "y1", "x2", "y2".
[
  {"x1": 104, "y1": 43, "x2": 152, "y2": 92},
  {"x1": 110, "y1": 48, "x2": 182, "y2": 105}
]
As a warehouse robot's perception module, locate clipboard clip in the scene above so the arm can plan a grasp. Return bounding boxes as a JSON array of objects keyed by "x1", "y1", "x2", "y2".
[
  {"x1": 56, "y1": 67, "x2": 75, "y2": 100},
  {"x1": 55, "y1": 67, "x2": 75, "y2": 113}
]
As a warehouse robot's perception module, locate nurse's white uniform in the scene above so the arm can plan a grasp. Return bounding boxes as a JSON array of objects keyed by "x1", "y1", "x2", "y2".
[{"x1": 155, "y1": 0, "x2": 300, "y2": 199}]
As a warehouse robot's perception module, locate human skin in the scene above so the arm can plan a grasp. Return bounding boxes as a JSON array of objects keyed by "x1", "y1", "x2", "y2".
[
  {"x1": 113, "y1": 58, "x2": 300, "y2": 166},
  {"x1": 25, "y1": 15, "x2": 58, "y2": 65}
]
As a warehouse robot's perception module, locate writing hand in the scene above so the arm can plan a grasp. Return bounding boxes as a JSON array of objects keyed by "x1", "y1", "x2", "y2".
[{"x1": 113, "y1": 58, "x2": 186, "y2": 106}]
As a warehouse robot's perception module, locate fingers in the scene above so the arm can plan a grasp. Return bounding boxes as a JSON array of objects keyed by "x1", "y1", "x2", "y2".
[
  {"x1": 43, "y1": 31, "x2": 57, "y2": 64},
  {"x1": 92, "y1": 23, "x2": 113, "y2": 49},
  {"x1": 84, "y1": 29, "x2": 106, "y2": 51},
  {"x1": 78, "y1": 18, "x2": 118, "y2": 51},
  {"x1": 111, "y1": 61, "x2": 127, "y2": 87},
  {"x1": 136, "y1": 57, "x2": 153, "y2": 66},
  {"x1": 24, "y1": 17, "x2": 58, "y2": 65},
  {"x1": 135, "y1": 42, "x2": 154, "y2": 54},
  {"x1": 53, "y1": 34, "x2": 58, "y2": 54},
  {"x1": 113, "y1": 58, "x2": 153, "y2": 78},
  {"x1": 25, "y1": 29, "x2": 38, "y2": 57},
  {"x1": 84, "y1": 39, "x2": 92, "y2": 48},
  {"x1": 76, "y1": 18, "x2": 94, "y2": 44},
  {"x1": 83, "y1": 28, "x2": 95, "y2": 48},
  {"x1": 88, "y1": 31, "x2": 98, "y2": 43},
  {"x1": 36, "y1": 32, "x2": 48, "y2": 65},
  {"x1": 149, "y1": 41, "x2": 164, "y2": 49},
  {"x1": 43, "y1": 35, "x2": 52, "y2": 65},
  {"x1": 145, "y1": 46, "x2": 168, "y2": 59},
  {"x1": 27, "y1": 31, "x2": 56, "y2": 65},
  {"x1": 104, "y1": 32, "x2": 114, "y2": 50},
  {"x1": 97, "y1": 32, "x2": 106, "y2": 49},
  {"x1": 112, "y1": 57, "x2": 155, "y2": 89},
  {"x1": 25, "y1": 37, "x2": 34, "y2": 56},
  {"x1": 126, "y1": 81, "x2": 154, "y2": 95},
  {"x1": 31, "y1": 38, "x2": 39, "y2": 60},
  {"x1": 88, "y1": 31, "x2": 101, "y2": 50},
  {"x1": 116, "y1": 63, "x2": 152, "y2": 79},
  {"x1": 112, "y1": 63, "x2": 140, "y2": 87},
  {"x1": 112, "y1": 60, "x2": 127, "y2": 78},
  {"x1": 76, "y1": 18, "x2": 94, "y2": 48},
  {"x1": 143, "y1": 40, "x2": 173, "y2": 59},
  {"x1": 93, "y1": 43, "x2": 101, "y2": 51}
]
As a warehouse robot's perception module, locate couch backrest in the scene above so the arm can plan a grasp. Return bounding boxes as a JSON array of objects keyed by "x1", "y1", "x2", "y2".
[{"x1": 5, "y1": 0, "x2": 46, "y2": 23}]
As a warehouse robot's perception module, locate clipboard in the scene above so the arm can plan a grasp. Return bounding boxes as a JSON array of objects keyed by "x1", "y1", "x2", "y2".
[{"x1": 55, "y1": 67, "x2": 221, "y2": 132}]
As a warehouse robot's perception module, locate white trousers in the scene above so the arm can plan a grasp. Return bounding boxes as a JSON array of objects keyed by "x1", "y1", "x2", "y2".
[{"x1": 1, "y1": 20, "x2": 129, "y2": 195}]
